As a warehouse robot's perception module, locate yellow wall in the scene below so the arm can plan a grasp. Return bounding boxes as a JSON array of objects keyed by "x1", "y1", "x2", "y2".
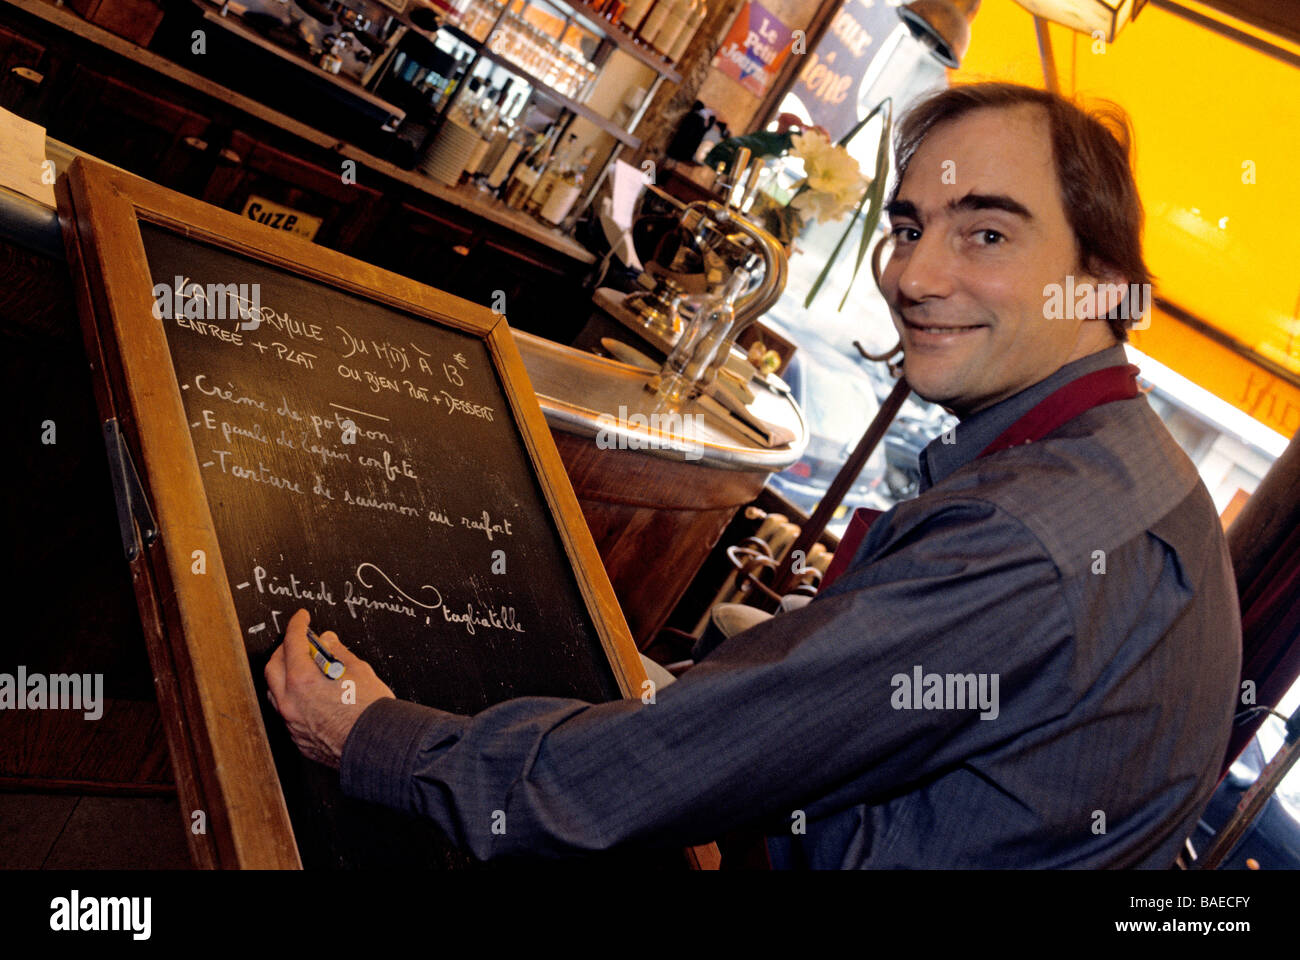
[{"x1": 955, "y1": 0, "x2": 1300, "y2": 438}]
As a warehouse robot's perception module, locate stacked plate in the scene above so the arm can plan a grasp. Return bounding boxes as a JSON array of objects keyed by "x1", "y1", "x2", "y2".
[{"x1": 419, "y1": 118, "x2": 481, "y2": 186}]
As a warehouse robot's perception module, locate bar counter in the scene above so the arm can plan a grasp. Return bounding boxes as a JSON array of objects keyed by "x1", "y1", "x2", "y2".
[
  {"x1": 516, "y1": 330, "x2": 805, "y2": 642},
  {"x1": 3, "y1": 0, "x2": 595, "y2": 264}
]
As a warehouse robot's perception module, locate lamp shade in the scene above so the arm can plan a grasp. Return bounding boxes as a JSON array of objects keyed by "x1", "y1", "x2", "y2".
[
  {"x1": 1012, "y1": 0, "x2": 1149, "y2": 43},
  {"x1": 897, "y1": 0, "x2": 982, "y2": 69}
]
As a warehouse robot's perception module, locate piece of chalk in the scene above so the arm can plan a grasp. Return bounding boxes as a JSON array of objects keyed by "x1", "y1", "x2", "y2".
[
  {"x1": 305, "y1": 627, "x2": 346, "y2": 681},
  {"x1": 313, "y1": 650, "x2": 346, "y2": 680}
]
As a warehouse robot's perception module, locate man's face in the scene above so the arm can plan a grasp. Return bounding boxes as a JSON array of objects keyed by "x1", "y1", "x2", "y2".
[{"x1": 880, "y1": 104, "x2": 1112, "y2": 417}]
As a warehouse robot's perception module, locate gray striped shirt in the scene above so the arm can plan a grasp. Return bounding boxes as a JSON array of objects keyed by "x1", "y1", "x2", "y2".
[{"x1": 340, "y1": 345, "x2": 1242, "y2": 867}]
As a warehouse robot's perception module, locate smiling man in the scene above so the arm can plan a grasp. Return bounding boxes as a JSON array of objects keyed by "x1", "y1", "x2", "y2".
[
  {"x1": 884, "y1": 93, "x2": 1137, "y2": 416},
  {"x1": 267, "y1": 83, "x2": 1242, "y2": 869}
]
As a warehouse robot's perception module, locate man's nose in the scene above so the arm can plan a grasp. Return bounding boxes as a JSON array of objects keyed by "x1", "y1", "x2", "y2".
[{"x1": 892, "y1": 231, "x2": 955, "y2": 304}]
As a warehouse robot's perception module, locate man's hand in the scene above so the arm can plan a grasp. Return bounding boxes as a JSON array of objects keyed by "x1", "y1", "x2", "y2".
[{"x1": 264, "y1": 608, "x2": 395, "y2": 769}]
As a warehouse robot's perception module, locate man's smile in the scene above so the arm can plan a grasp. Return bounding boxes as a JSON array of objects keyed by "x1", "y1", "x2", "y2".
[{"x1": 901, "y1": 315, "x2": 990, "y2": 344}]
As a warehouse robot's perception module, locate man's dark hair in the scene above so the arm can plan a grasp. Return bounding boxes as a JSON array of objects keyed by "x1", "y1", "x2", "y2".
[{"x1": 890, "y1": 82, "x2": 1153, "y2": 342}]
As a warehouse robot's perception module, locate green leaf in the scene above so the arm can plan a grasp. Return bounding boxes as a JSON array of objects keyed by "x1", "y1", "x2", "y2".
[
  {"x1": 838, "y1": 104, "x2": 893, "y2": 312},
  {"x1": 803, "y1": 187, "x2": 869, "y2": 309},
  {"x1": 834, "y1": 98, "x2": 891, "y2": 150},
  {"x1": 703, "y1": 131, "x2": 793, "y2": 170}
]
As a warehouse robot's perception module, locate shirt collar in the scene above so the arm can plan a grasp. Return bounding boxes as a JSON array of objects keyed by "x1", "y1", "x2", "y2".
[{"x1": 918, "y1": 344, "x2": 1130, "y2": 493}]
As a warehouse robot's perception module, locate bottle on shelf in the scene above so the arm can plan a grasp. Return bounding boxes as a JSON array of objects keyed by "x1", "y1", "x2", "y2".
[
  {"x1": 667, "y1": 0, "x2": 705, "y2": 62},
  {"x1": 493, "y1": 123, "x2": 546, "y2": 195},
  {"x1": 410, "y1": 0, "x2": 687, "y2": 217},
  {"x1": 651, "y1": 0, "x2": 694, "y2": 56},
  {"x1": 465, "y1": 84, "x2": 512, "y2": 177},
  {"x1": 484, "y1": 122, "x2": 528, "y2": 189},
  {"x1": 465, "y1": 80, "x2": 489, "y2": 119},
  {"x1": 636, "y1": 0, "x2": 674, "y2": 48},
  {"x1": 460, "y1": 82, "x2": 498, "y2": 178},
  {"x1": 622, "y1": 0, "x2": 657, "y2": 36},
  {"x1": 539, "y1": 144, "x2": 596, "y2": 225},
  {"x1": 488, "y1": 85, "x2": 516, "y2": 130},
  {"x1": 502, "y1": 125, "x2": 558, "y2": 209},
  {"x1": 439, "y1": 48, "x2": 473, "y2": 109},
  {"x1": 524, "y1": 132, "x2": 577, "y2": 215},
  {"x1": 475, "y1": 87, "x2": 519, "y2": 180},
  {"x1": 604, "y1": 0, "x2": 627, "y2": 26},
  {"x1": 501, "y1": 156, "x2": 540, "y2": 208}
]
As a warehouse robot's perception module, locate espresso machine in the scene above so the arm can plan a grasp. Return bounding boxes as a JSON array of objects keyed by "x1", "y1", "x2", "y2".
[{"x1": 624, "y1": 147, "x2": 788, "y2": 346}]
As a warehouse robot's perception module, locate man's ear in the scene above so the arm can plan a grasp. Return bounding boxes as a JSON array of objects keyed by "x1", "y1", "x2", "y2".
[{"x1": 1077, "y1": 262, "x2": 1130, "y2": 321}]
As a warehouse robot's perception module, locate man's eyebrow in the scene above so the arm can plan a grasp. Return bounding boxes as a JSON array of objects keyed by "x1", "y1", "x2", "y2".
[
  {"x1": 886, "y1": 194, "x2": 1034, "y2": 223},
  {"x1": 949, "y1": 193, "x2": 1034, "y2": 219},
  {"x1": 886, "y1": 199, "x2": 919, "y2": 221}
]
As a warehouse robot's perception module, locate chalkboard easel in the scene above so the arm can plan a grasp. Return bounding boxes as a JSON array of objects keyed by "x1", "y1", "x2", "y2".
[{"x1": 55, "y1": 157, "x2": 709, "y2": 869}]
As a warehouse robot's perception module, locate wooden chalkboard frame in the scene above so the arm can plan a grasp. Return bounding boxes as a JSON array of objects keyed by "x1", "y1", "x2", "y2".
[{"x1": 55, "y1": 156, "x2": 655, "y2": 869}]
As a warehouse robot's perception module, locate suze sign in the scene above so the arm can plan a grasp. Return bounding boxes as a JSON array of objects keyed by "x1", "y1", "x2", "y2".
[{"x1": 240, "y1": 196, "x2": 323, "y2": 242}]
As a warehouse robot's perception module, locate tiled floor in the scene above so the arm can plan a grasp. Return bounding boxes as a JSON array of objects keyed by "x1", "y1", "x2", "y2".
[{"x1": 0, "y1": 792, "x2": 191, "y2": 869}]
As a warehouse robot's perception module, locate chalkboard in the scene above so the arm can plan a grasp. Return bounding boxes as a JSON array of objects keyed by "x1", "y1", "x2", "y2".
[{"x1": 57, "y1": 157, "x2": 648, "y2": 869}]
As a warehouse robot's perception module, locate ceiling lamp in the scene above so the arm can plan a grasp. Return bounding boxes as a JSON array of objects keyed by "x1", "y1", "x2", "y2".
[
  {"x1": 1011, "y1": 0, "x2": 1150, "y2": 43},
  {"x1": 897, "y1": 0, "x2": 983, "y2": 69}
]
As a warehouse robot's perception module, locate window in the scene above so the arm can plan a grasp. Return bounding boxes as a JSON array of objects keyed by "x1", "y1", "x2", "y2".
[{"x1": 759, "y1": 20, "x2": 948, "y2": 533}]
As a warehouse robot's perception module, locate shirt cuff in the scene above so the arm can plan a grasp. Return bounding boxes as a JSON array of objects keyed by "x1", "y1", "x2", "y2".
[{"x1": 339, "y1": 697, "x2": 465, "y2": 812}]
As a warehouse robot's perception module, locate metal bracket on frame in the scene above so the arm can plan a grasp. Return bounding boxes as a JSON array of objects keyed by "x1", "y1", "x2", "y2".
[{"x1": 103, "y1": 418, "x2": 158, "y2": 561}]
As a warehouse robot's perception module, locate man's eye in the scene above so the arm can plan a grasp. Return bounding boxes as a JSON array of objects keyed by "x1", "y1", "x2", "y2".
[
  {"x1": 974, "y1": 229, "x2": 1005, "y2": 245},
  {"x1": 891, "y1": 225, "x2": 921, "y2": 243}
]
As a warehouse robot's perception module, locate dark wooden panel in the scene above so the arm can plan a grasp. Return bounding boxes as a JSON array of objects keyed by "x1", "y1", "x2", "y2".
[
  {"x1": 467, "y1": 239, "x2": 590, "y2": 342},
  {"x1": 362, "y1": 198, "x2": 477, "y2": 300},
  {"x1": 0, "y1": 239, "x2": 169, "y2": 789},
  {"x1": 0, "y1": 701, "x2": 172, "y2": 787},
  {"x1": 40, "y1": 795, "x2": 191, "y2": 869},
  {"x1": 552, "y1": 430, "x2": 766, "y2": 645},
  {"x1": 48, "y1": 66, "x2": 211, "y2": 184},
  {"x1": 0, "y1": 23, "x2": 48, "y2": 120},
  {"x1": 0, "y1": 793, "x2": 77, "y2": 868},
  {"x1": 200, "y1": 137, "x2": 385, "y2": 252},
  {"x1": 65, "y1": 0, "x2": 165, "y2": 47}
]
